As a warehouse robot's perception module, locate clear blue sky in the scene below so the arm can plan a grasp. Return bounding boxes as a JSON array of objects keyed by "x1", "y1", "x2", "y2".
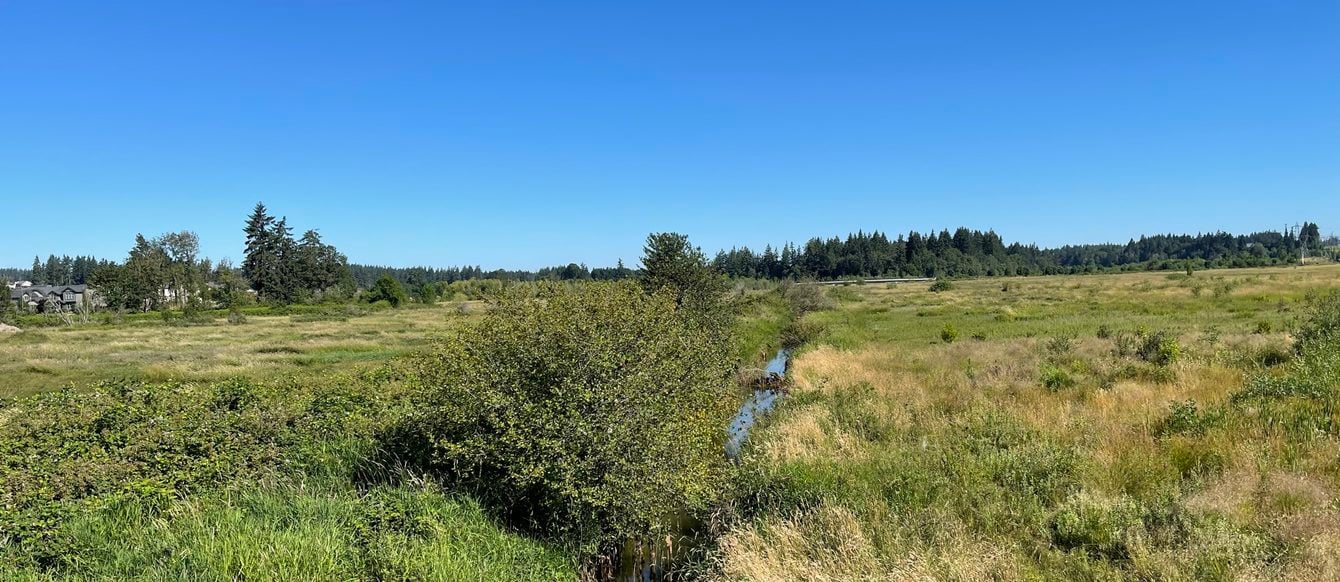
[{"x1": 3, "y1": 1, "x2": 1337, "y2": 269}]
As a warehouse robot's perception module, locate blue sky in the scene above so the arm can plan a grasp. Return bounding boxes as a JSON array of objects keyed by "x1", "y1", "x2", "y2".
[{"x1": 2, "y1": 1, "x2": 1337, "y2": 269}]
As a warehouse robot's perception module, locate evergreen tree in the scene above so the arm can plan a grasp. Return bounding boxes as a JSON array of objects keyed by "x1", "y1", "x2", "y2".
[
  {"x1": 639, "y1": 232, "x2": 728, "y2": 313},
  {"x1": 242, "y1": 202, "x2": 279, "y2": 300}
]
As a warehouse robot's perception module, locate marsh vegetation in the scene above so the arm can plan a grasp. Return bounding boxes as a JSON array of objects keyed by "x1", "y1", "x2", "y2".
[{"x1": 4, "y1": 257, "x2": 1339, "y2": 580}]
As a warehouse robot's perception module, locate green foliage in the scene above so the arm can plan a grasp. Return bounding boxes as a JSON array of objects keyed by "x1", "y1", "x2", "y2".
[
  {"x1": 1040, "y1": 363, "x2": 1076, "y2": 391},
  {"x1": 1045, "y1": 334, "x2": 1075, "y2": 356},
  {"x1": 381, "y1": 282, "x2": 735, "y2": 555},
  {"x1": 1294, "y1": 290, "x2": 1340, "y2": 352},
  {"x1": 1152, "y1": 400, "x2": 1224, "y2": 438},
  {"x1": 365, "y1": 275, "x2": 408, "y2": 308},
  {"x1": 1049, "y1": 492, "x2": 1143, "y2": 559},
  {"x1": 779, "y1": 282, "x2": 834, "y2": 315},
  {"x1": 940, "y1": 323, "x2": 959, "y2": 343},
  {"x1": 1095, "y1": 324, "x2": 1112, "y2": 339},
  {"x1": 243, "y1": 203, "x2": 352, "y2": 304},
  {"x1": 416, "y1": 282, "x2": 439, "y2": 304},
  {"x1": 0, "y1": 377, "x2": 377, "y2": 570},
  {"x1": 928, "y1": 279, "x2": 953, "y2": 292},
  {"x1": 1136, "y1": 330, "x2": 1181, "y2": 367},
  {"x1": 639, "y1": 232, "x2": 729, "y2": 316}
]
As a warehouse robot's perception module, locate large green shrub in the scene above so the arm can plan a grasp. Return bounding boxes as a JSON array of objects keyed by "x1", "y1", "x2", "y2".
[
  {"x1": 779, "y1": 282, "x2": 834, "y2": 315},
  {"x1": 365, "y1": 275, "x2": 408, "y2": 307},
  {"x1": 1294, "y1": 290, "x2": 1340, "y2": 352},
  {"x1": 382, "y1": 282, "x2": 736, "y2": 555}
]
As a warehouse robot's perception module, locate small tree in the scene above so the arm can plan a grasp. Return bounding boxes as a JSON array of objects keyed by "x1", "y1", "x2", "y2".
[
  {"x1": 639, "y1": 232, "x2": 728, "y2": 314},
  {"x1": 365, "y1": 274, "x2": 408, "y2": 307},
  {"x1": 416, "y1": 282, "x2": 439, "y2": 304}
]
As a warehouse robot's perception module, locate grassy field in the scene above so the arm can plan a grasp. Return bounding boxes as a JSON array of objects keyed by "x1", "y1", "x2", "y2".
[
  {"x1": 719, "y1": 264, "x2": 1340, "y2": 580},
  {"x1": 6, "y1": 267, "x2": 1338, "y2": 579},
  {"x1": 0, "y1": 290, "x2": 793, "y2": 580},
  {"x1": 0, "y1": 303, "x2": 483, "y2": 398}
]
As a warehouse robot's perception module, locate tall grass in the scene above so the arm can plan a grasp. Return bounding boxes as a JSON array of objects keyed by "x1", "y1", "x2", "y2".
[{"x1": 714, "y1": 265, "x2": 1340, "y2": 580}]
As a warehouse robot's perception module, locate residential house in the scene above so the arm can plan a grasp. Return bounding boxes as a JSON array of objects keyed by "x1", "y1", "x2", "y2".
[{"x1": 10, "y1": 284, "x2": 92, "y2": 313}]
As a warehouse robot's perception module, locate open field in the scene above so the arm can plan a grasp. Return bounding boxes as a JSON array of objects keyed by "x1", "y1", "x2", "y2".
[
  {"x1": 4, "y1": 266, "x2": 1338, "y2": 579},
  {"x1": 720, "y1": 264, "x2": 1340, "y2": 580},
  {"x1": 0, "y1": 303, "x2": 482, "y2": 399}
]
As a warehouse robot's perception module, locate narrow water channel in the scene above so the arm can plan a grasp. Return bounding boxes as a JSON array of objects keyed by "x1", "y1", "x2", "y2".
[
  {"x1": 726, "y1": 348, "x2": 789, "y2": 459},
  {"x1": 616, "y1": 348, "x2": 791, "y2": 581}
]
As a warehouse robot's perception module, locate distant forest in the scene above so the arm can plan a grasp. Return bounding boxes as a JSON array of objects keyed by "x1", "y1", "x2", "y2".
[
  {"x1": 349, "y1": 223, "x2": 1331, "y2": 285},
  {"x1": 711, "y1": 223, "x2": 1329, "y2": 280},
  {"x1": 5, "y1": 223, "x2": 1335, "y2": 290}
]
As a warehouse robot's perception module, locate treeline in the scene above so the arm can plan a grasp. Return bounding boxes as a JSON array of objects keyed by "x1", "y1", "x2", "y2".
[
  {"x1": 347, "y1": 264, "x2": 534, "y2": 288},
  {"x1": 6, "y1": 255, "x2": 112, "y2": 285},
  {"x1": 712, "y1": 224, "x2": 1326, "y2": 280},
  {"x1": 348, "y1": 260, "x2": 637, "y2": 288},
  {"x1": 89, "y1": 231, "x2": 247, "y2": 312}
]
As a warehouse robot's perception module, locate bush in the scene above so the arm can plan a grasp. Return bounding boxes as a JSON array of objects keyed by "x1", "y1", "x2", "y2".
[
  {"x1": 1040, "y1": 363, "x2": 1076, "y2": 391},
  {"x1": 365, "y1": 275, "x2": 408, "y2": 308},
  {"x1": 1253, "y1": 320, "x2": 1273, "y2": 335},
  {"x1": 780, "y1": 283, "x2": 834, "y2": 315},
  {"x1": 1046, "y1": 334, "x2": 1075, "y2": 357},
  {"x1": 928, "y1": 280, "x2": 953, "y2": 293},
  {"x1": 1096, "y1": 325, "x2": 1112, "y2": 340},
  {"x1": 380, "y1": 282, "x2": 735, "y2": 556},
  {"x1": 940, "y1": 324, "x2": 959, "y2": 344},
  {"x1": 1153, "y1": 400, "x2": 1224, "y2": 438},
  {"x1": 0, "y1": 378, "x2": 386, "y2": 569},
  {"x1": 1137, "y1": 331, "x2": 1181, "y2": 367},
  {"x1": 1294, "y1": 290, "x2": 1340, "y2": 352}
]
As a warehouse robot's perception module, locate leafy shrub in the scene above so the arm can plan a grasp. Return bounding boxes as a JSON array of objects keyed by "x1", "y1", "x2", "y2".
[
  {"x1": 1046, "y1": 334, "x2": 1075, "y2": 356},
  {"x1": 1137, "y1": 331, "x2": 1181, "y2": 367},
  {"x1": 971, "y1": 332, "x2": 988, "y2": 342},
  {"x1": 380, "y1": 282, "x2": 735, "y2": 556},
  {"x1": 1294, "y1": 290, "x2": 1340, "y2": 352},
  {"x1": 0, "y1": 378, "x2": 386, "y2": 569},
  {"x1": 780, "y1": 283, "x2": 834, "y2": 315},
  {"x1": 365, "y1": 275, "x2": 408, "y2": 308},
  {"x1": 941, "y1": 324, "x2": 959, "y2": 344},
  {"x1": 928, "y1": 280, "x2": 953, "y2": 293},
  {"x1": 1096, "y1": 325, "x2": 1112, "y2": 339},
  {"x1": 1253, "y1": 320, "x2": 1273, "y2": 335},
  {"x1": 1153, "y1": 400, "x2": 1223, "y2": 438},
  {"x1": 781, "y1": 319, "x2": 825, "y2": 349},
  {"x1": 1040, "y1": 363, "x2": 1076, "y2": 391}
]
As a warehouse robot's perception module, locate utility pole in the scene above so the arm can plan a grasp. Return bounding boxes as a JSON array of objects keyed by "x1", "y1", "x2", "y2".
[{"x1": 1292, "y1": 223, "x2": 1305, "y2": 266}]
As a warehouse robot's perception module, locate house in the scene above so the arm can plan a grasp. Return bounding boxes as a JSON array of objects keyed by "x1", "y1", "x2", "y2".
[
  {"x1": 10, "y1": 284, "x2": 91, "y2": 313},
  {"x1": 7, "y1": 280, "x2": 33, "y2": 290}
]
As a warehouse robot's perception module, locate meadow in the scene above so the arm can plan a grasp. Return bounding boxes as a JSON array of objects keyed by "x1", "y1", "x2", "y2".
[
  {"x1": 0, "y1": 302, "x2": 481, "y2": 398},
  {"x1": 4, "y1": 265, "x2": 1339, "y2": 580},
  {"x1": 719, "y1": 264, "x2": 1340, "y2": 580}
]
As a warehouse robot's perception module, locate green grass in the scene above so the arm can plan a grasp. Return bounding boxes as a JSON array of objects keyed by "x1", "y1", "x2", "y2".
[
  {"x1": 7, "y1": 483, "x2": 573, "y2": 582},
  {"x1": 715, "y1": 265, "x2": 1340, "y2": 580},
  {"x1": 0, "y1": 302, "x2": 481, "y2": 398}
]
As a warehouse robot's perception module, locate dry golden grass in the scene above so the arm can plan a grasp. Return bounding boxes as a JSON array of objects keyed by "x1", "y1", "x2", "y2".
[{"x1": 722, "y1": 265, "x2": 1340, "y2": 580}]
